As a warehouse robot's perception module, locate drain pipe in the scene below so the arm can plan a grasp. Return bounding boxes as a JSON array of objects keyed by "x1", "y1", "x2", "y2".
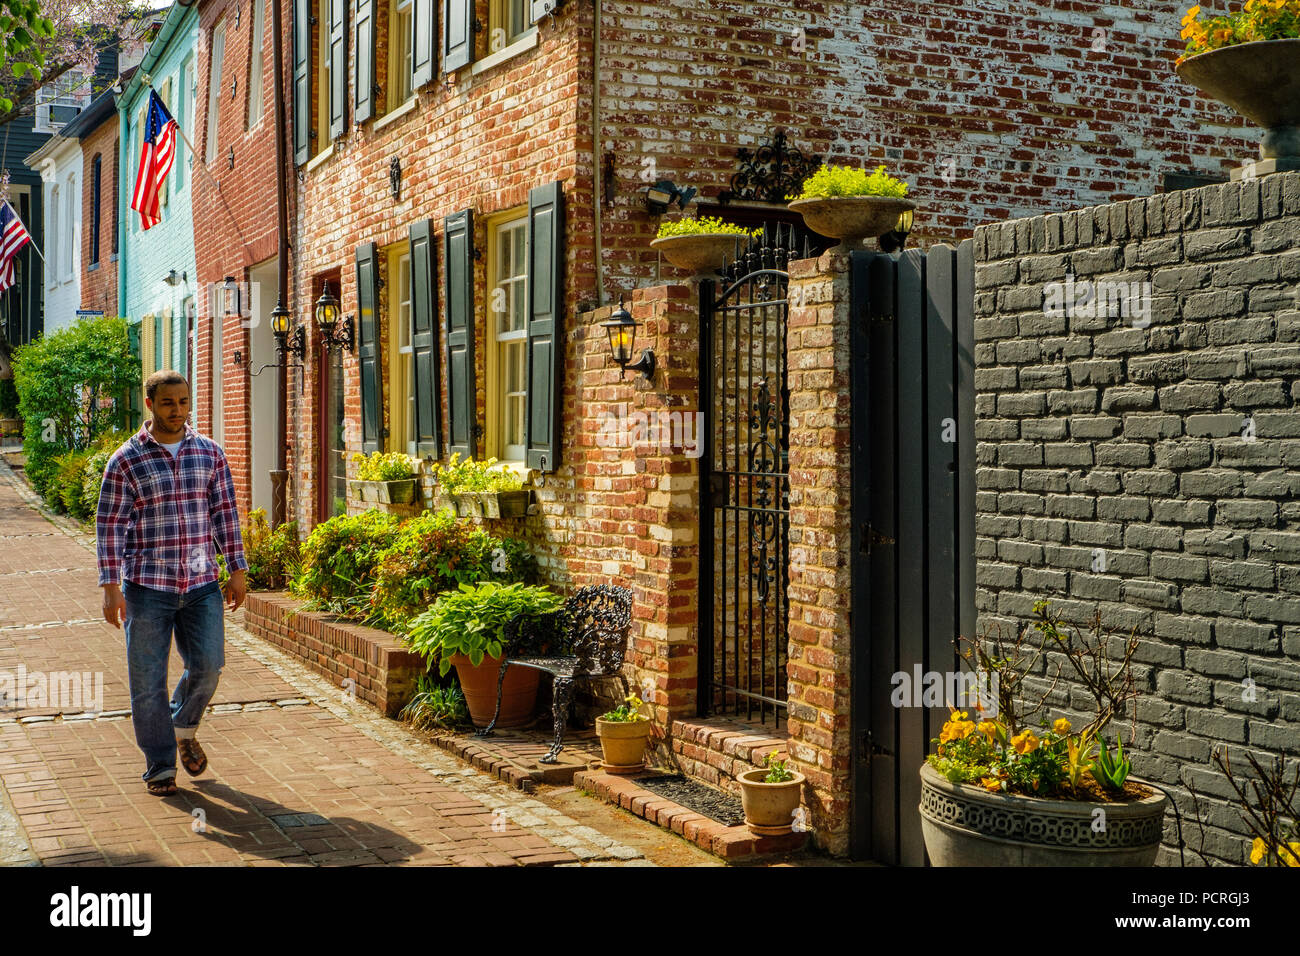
[{"x1": 593, "y1": 0, "x2": 606, "y2": 307}]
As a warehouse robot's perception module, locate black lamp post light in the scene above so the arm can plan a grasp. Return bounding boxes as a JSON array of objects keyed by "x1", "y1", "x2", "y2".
[
  {"x1": 601, "y1": 297, "x2": 655, "y2": 380},
  {"x1": 878, "y1": 208, "x2": 915, "y2": 254},
  {"x1": 313, "y1": 282, "x2": 353, "y2": 352}
]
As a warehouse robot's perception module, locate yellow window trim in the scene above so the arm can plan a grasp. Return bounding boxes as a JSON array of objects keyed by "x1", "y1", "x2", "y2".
[
  {"x1": 382, "y1": 241, "x2": 413, "y2": 457},
  {"x1": 484, "y1": 206, "x2": 528, "y2": 465}
]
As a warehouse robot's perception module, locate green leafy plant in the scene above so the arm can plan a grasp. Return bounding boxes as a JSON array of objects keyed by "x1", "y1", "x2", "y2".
[
  {"x1": 430, "y1": 453, "x2": 523, "y2": 494},
  {"x1": 290, "y1": 510, "x2": 402, "y2": 611},
  {"x1": 1178, "y1": 1, "x2": 1300, "y2": 65},
  {"x1": 654, "y1": 216, "x2": 761, "y2": 240},
  {"x1": 762, "y1": 752, "x2": 795, "y2": 783},
  {"x1": 405, "y1": 581, "x2": 564, "y2": 676},
  {"x1": 789, "y1": 163, "x2": 910, "y2": 201},
  {"x1": 242, "y1": 507, "x2": 300, "y2": 591},
  {"x1": 50, "y1": 448, "x2": 92, "y2": 517},
  {"x1": 366, "y1": 508, "x2": 502, "y2": 631},
  {"x1": 398, "y1": 673, "x2": 470, "y2": 731},
  {"x1": 78, "y1": 429, "x2": 131, "y2": 519},
  {"x1": 1092, "y1": 735, "x2": 1131, "y2": 792},
  {"x1": 600, "y1": 693, "x2": 649, "y2": 723},
  {"x1": 351, "y1": 451, "x2": 415, "y2": 481},
  {"x1": 10, "y1": 316, "x2": 140, "y2": 497}
]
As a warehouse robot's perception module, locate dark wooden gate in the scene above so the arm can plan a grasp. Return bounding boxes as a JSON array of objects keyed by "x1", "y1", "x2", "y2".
[
  {"x1": 848, "y1": 243, "x2": 977, "y2": 864},
  {"x1": 697, "y1": 231, "x2": 804, "y2": 725}
]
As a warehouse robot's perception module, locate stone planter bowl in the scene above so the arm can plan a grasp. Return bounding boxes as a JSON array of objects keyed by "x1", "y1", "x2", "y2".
[
  {"x1": 788, "y1": 195, "x2": 915, "y2": 252},
  {"x1": 650, "y1": 234, "x2": 750, "y2": 274},
  {"x1": 919, "y1": 762, "x2": 1168, "y2": 866},
  {"x1": 1176, "y1": 39, "x2": 1300, "y2": 165}
]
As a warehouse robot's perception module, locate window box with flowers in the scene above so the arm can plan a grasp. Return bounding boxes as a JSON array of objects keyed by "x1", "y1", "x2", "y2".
[
  {"x1": 349, "y1": 451, "x2": 419, "y2": 504},
  {"x1": 429, "y1": 454, "x2": 531, "y2": 519},
  {"x1": 919, "y1": 602, "x2": 1169, "y2": 867}
]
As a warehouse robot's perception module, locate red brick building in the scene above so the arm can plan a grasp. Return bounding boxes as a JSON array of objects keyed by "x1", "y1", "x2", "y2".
[
  {"x1": 64, "y1": 89, "x2": 122, "y2": 318},
  {"x1": 191, "y1": 0, "x2": 1256, "y2": 855}
]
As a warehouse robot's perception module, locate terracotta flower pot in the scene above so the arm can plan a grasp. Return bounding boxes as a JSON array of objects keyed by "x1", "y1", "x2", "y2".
[
  {"x1": 737, "y1": 767, "x2": 806, "y2": 836},
  {"x1": 788, "y1": 195, "x2": 915, "y2": 252},
  {"x1": 595, "y1": 718, "x2": 652, "y2": 773},
  {"x1": 650, "y1": 234, "x2": 750, "y2": 274},
  {"x1": 919, "y1": 762, "x2": 1169, "y2": 866},
  {"x1": 1176, "y1": 39, "x2": 1300, "y2": 175},
  {"x1": 449, "y1": 652, "x2": 540, "y2": 729}
]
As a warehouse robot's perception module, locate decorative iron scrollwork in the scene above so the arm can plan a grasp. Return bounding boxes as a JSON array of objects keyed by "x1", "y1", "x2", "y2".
[
  {"x1": 718, "y1": 131, "x2": 823, "y2": 206},
  {"x1": 748, "y1": 379, "x2": 781, "y2": 604}
]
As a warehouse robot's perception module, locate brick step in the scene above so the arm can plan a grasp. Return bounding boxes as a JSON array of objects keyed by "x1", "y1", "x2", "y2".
[
  {"x1": 574, "y1": 767, "x2": 808, "y2": 861},
  {"x1": 428, "y1": 728, "x2": 602, "y2": 792},
  {"x1": 664, "y1": 716, "x2": 790, "y2": 794}
]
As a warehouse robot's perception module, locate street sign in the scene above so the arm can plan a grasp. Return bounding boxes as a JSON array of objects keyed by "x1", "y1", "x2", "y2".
[{"x1": 75, "y1": 309, "x2": 104, "y2": 316}]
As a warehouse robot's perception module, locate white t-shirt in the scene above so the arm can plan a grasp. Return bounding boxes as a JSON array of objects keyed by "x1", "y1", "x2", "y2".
[{"x1": 160, "y1": 440, "x2": 183, "y2": 458}]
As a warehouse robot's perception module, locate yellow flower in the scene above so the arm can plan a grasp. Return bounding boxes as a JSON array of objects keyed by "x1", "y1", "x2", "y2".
[
  {"x1": 1011, "y1": 730, "x2": 1040, "y2": 754},
  {"x1": 1053, "y1": 718, "x2": 1071, "y2": 734},
  {"x1": 980, "y1": 776, "x2": 1003, "y2": 792},
  {"x1": 1250, "y1": 837, "x2": 1267, "y2": 864},
  {"x1": 1286, "y1": 843, "x2": 1300, "y2": 867},
  {"x1": 978, "y1": 720, "x2": 1000, "y2": 741}
]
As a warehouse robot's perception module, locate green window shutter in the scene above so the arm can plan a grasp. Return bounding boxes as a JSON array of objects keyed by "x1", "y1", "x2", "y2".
[
  {"x1": 530, "y1": 0, "x2": 560, "y2": 24},
  {"x1": 293, "y1": 0, "x2": 311, "y2": 164},
  {"x1": 356, "y1": 242, "x2": 384, "y2": 453},
  {"x1": 443, "y1": 209, "x2": 476, "y2": 459},
  {"x1": 355, "y1": 0, "x2": 374, "y2": 123},
  {"x1": 412, "y1": 0, "x2": 434, "y2": 88},
  {"x1": 409, "y1": 219, "x2": 441, "y2": 457},
  {"x1": 525, "y1": 181, "x2": 565, "y2": 473},
  {"x1": 328, "y1": 0, "x2": 347, "y2": 139},
  {"x1": 444, "y1": 0, "x2": 472, "y2": 73}
]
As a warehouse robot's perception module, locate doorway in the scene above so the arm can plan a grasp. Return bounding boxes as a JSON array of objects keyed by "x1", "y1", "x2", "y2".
[{"x1": 248, "y1": 259, "x2": 279, "y2": 516}]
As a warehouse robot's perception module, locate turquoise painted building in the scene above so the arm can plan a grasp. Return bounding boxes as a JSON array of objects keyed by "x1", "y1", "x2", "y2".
[{"x1": 119, "y1": 2, "x2": 200, "y2": 386}]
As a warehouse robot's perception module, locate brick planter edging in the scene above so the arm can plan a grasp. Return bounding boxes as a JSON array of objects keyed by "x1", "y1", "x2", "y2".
[
  {"x1": 241, "y1": 592, "x2": 425, "y2": 717},
  {"x1": 573, "y1": 768, "x2": 808, "y2": 861},
  {"x1": 666, "y1": 717, "x2": 790, "y2": 792}
]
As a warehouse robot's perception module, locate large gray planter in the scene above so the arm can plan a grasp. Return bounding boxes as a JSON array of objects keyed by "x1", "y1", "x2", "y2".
[
  {"x1": 1176, "y1": 39, "x2": 1300, "y2": 176},
  {"x1": 788, "y1": 195, "x2": 915, "y2": 252},
  {"x1": 919, "y1": 762, "x2": 1168, "y2": 866}
]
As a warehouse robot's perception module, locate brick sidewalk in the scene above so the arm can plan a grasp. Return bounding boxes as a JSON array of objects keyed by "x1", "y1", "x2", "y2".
[{"x1": 0, "y1": 462, "x2": 651, "y2": 866}]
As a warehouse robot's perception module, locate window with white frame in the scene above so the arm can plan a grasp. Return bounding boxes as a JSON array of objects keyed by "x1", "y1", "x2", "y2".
[
  {"x1": 33, "y1": 72, "x2": 90, "y2": 134},
  {"x1": 205, "y1": 20, "x2": 226, "y2": 164},
  {"x1": 315, "y1": 0, "x2": 330, "y2": 151},
  {"x1": 247, "y1": 0, "x2": 266, "y2": 127},
  {"x1": 386, "y1": 248, "x2": 415, "y2": 455},
  {"x1": 46, "y1": 183, "x2": 59, "y2": 288},
  {"x1": 489, "y1": 215, "x2": 528, "y2": 463},
  {"x1": 489, "y1": 0, "x2": 530, "y2": 52},
  {"x1": 387, "y1": 0, "x2": 413, "y2": 108},
  {"x1": 62, "y1": 174, "x2": 74, "y2": 282}
]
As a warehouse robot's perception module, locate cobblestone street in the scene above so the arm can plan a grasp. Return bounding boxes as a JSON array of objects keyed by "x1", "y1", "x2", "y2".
[{"x1": 0, "y1": 460, "x2": 716, "y2": 867}]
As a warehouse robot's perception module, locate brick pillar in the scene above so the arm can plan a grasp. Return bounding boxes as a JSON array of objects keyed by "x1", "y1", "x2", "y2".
[{"x1": 785, "y1": 250, "x2": 854, "y2": 856}]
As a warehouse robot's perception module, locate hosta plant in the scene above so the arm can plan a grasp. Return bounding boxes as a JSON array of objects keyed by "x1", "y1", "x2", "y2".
[
  {"x1": 405, "y1": 581, "x2": 565, "y2": 676},
  {"x1": 788, "y1": 163, "x2": 910, "y2": 201}
]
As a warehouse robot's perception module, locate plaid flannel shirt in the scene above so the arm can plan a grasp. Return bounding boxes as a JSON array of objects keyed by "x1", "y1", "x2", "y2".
[{"x1": 96, "y1": 422, "x2": 248, "y2": 593}]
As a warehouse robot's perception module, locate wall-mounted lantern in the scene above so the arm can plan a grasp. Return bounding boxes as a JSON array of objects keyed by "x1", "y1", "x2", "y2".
[
  {"x1": 314, "y1": 282, "x2": 353, "y2": 351},
  {"x1": 644, "y1": 179, "x2": 696, "y2": 216},
  {"x1": 600, "y1": 297, "x2": 655, "y2": 380},
  {"x1": 222, "y1": 275, "x2": 240, "y2": 315}
]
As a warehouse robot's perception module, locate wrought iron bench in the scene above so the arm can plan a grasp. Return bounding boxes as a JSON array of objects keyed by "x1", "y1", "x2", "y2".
[{"x1": 476, "y1": 584, "x2": 633, "y2": 763}]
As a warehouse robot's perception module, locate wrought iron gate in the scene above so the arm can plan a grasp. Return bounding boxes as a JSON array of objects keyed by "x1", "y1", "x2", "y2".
[{"x1": 698, "y1": 229, "x2": 804, "y2": 725}]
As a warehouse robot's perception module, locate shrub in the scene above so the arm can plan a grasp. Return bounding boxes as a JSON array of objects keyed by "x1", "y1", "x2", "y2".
[
  {"x1": 405, "y1": 581, "x2": 565, "y2": 676},
  {"x1": 352, "y1": 451, "x2": 415, "y2": 481},
  {"x1": 789, "y1": 163, "x2": 910, "y2": 200},
  {"x1": 655, "y1": 216, "x2": 761, "y2": 240},
  {"x1": 290, "y1": 510, "x2": 402, "y2": 612},
  {"x1": 242, "y1": 507, "x2": 300, "y2": 590},
  {"x1": 50, "y1": 449, "x2": 93, "y2": 516},
  {"x1": 367, "y1": 508, "x2": 501, "y2": 631},
  {"x1": 10, "y1": 316, "x2": 139, "y2": 497},
  {"x1": 431, "y1": 453, "x2": 523, "y2": 493},
  {"x1": 80, "y1": 429, "x2": 132, "y2": 518}
]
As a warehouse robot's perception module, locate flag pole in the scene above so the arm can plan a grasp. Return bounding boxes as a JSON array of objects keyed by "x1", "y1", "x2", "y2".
[
  {"x1": 139, "y1": 74, "x2": 205, "y2": 182},
  {"x1": 3, "y1": 200, "x2": 44, "y2": 263}
]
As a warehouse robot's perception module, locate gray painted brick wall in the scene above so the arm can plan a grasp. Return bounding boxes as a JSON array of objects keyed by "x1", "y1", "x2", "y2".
[{"x1": 973, "y1": 172, "x2": 1300, "y2": 866}]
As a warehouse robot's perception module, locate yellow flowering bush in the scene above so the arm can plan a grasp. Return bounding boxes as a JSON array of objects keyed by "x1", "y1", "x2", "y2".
[
  {"x1": 655, "y1": 216, "x2": 761, "y2": 240},
  {"x1": 930, "y1": 710, "x2": 1081, "y2": 795},
  {"x1": 430, "y1": 453, "x2": 523, "y2": 494},
  {"x1": 1178, "y1": 1, "x2": 1300, "y2": 65},
  {"x1": 789, "y1": 163, "x2": 910, "y2": 201},
  {"x1": 352, "y1": 451, "x2": 415, "y2": 481}
]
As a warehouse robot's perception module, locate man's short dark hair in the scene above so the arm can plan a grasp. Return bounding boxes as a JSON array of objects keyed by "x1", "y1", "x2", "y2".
[{"x1": 145, "y1": 370, "x2": 188, "y2": 402}]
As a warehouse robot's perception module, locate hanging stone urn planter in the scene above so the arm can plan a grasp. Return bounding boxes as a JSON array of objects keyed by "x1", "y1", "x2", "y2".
[
  {"x1": 1176, "y1": 38, "x2": 1300, "y2": 179},
  {"x1": 919, "y1": 763, "x2": 1169, "y2": 866},
  {"x1": 788, "y1": 196, "x2": 916, "y2": 252},
  {"x1": 650, "y1": 233, "x2": 750, "y2": 274}
]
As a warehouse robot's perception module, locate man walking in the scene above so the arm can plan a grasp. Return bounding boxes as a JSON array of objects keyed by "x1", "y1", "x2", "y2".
[{"x1": 96, "y1": 370, "x2": 248, "y2": 796}]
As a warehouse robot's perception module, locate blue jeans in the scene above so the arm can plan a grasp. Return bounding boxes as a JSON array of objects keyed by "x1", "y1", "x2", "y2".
[{"x1": 123, "y1": 580, "x2": 225, "y2": 783}]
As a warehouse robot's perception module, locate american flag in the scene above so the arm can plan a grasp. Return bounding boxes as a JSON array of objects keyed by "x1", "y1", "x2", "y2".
[
  {"x1": 130, "y1": 89, "x2": 178, "y2": 231},
  {"x1": 0, "y1": 200, "x2": 32, "y2": 292}
]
